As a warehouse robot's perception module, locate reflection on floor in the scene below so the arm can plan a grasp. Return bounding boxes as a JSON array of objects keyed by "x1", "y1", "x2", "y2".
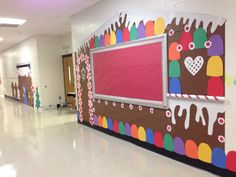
[{"x1": 0, "y1": 97, "x2": 217, "y2": 177}]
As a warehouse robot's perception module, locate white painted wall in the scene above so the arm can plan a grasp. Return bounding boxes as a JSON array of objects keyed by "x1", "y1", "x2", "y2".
[
  {"x1": 59, "y1": 33, "x2": 73, "y2": 56},
  {"x1": 37, "y1": 35, "x2": 65, "y2": 107},
  {"x1": 0, "y1": 59, "x2": 4, "y2": 96},
  {"x1": 71, "y1": 0, "x2": 236, "y2": 152}
]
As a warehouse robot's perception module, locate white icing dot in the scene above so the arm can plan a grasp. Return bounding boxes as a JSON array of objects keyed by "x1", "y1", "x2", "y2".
[
  {"x1": 138, "y1": 105, "x2": 143, "y2": 111},
  {"x1": 129, "y1": 104, "x2": 133, "y2": 110},
  {"x1": 150, "y1": 108, "x2": 154, "y2": 114},
  {"x1": 167, "y1": 125, "x2": 172, "y2": 132}
]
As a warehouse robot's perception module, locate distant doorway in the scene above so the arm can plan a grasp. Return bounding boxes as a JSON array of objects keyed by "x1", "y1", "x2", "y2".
[
  {"x1": 62, "y1": 54, "x2": 76, "y2": 108},
  {"x1": 17, "y1": 64, "x2": 34, "y2": 107}
]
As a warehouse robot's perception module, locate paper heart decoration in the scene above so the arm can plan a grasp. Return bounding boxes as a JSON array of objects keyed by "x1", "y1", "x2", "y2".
[{"x1": 184, "y1": 56, "x2": 204, "y2": 76}]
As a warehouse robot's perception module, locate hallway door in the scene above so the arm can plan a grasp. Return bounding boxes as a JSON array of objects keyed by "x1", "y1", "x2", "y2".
[{"x1": 63, "y1": 54, "x2": 75, "y2": 108}]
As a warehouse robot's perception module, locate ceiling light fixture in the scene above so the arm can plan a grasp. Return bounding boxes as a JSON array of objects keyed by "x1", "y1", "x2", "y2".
[
  {"x1": 0, "y1": 37, "x2": 3, "y2": 42},
  {"x1": 0, "y1": 18, "x2": 26, "y2": 27}
]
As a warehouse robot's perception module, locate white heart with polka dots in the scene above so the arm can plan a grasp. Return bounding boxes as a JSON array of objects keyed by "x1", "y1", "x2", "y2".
[{"x1": 184, "y1": 56, "x2": 204, "y2": 76}]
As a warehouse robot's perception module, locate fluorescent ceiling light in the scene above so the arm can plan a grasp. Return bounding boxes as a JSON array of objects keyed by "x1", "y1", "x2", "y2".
[
  {"x1": 0, "y1": 18, "x2": 26, "y2": 27},
  {"x1": 0, "y1": 37, "x2": 3, "y2": 42}
]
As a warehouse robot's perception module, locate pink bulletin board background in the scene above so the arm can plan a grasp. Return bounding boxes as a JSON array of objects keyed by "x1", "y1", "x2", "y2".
[{"x1": 92, "y1": 40, "x2": 165, "y2": 103}]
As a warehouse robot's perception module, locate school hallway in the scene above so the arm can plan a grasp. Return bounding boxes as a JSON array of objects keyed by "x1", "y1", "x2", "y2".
[{"x1": 0, "y1": 97, "x2": 217, "y2": 177}]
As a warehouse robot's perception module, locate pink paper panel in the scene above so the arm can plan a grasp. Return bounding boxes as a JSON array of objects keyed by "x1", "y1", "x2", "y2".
[{"x1": 93, "y1": 42, "x2": 163, "y2": 101}]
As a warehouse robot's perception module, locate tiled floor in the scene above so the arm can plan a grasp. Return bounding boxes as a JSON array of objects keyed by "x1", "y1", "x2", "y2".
[{"x1": 0, "y1": 97, "x2": 217, "y2": 177}]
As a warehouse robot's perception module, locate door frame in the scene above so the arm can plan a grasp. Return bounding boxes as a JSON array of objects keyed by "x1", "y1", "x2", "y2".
[{"x1": 62, "y1": 53, "x2": 76, "y2": 107}]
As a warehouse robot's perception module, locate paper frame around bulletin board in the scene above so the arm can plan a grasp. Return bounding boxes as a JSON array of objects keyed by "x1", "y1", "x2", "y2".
[{"x1": 90, "y1": 34, "x2": 168, "y2": 109}]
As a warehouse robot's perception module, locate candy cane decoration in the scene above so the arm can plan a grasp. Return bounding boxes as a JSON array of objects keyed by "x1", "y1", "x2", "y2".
[
  {"x1": 76, "y1": 54, "x2": 83, "y2": 122},
  {"x1": 167, "y1": 93, "x2": 224, "y2": 102},
  {"x1": 76, "y1": 53, "x2": 95, "y2": 125}
]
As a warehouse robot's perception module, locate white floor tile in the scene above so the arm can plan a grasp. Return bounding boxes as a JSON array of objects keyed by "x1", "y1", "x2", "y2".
[{"x1": 0, "y1": 98, "x2": 217, "y2": 177}]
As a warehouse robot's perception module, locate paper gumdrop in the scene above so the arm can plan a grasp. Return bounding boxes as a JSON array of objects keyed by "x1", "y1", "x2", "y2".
[
  {"x1": 104, "y1": 32, "x2": 110, "y2": 46},
  {"x1": 99, "y1": 34, "x2": 104, "y2": 47},
  {"x1": 193, "y1": 28, "x2": 207, "y2": 48},
  {"x1": 170, "y1": 78, "x2": 181, "y2": 94},
  {"x1": 207, "y1": 56, "x2": 223, "y2": 77},
  {"x1": 208, "y1": 35, "x2": 224, "y2": 56},
  {"x1": 89, "y1": 36, "x2": 95, "y2": 48},
  {"x1": 169, "y1": 61, "x2": 180, "y2": 77},
  {"x1": 145, "y1": 20, "x2": 154, "y2": 37},
  {"x1": 110, "y1": 31, "x2": 116, "y2": 45},
  {"x1": 226, "y1": 151, "x2": 236, "y2": 172},
  {"x1": 95, "y1": 36, "x2": 100, "y2": 48},
  {"x1": 169, "y1": 42, "x2": 180, "y2": 60},
  {"x1": 130, "y1": 24, "x2": 138, "y2": 41},
  {"x1": 122, "y1": 27, "x2": 130, "y2": 42},
  {"x1": 154, "y1": 17, "x2": 165, "y2": 35},
  {"x1": 116, "y1": 29, "x2": 123, "y2": 43},
  {"x1": 180, "y1": 32, "x2": 193, "y2": 51},
  {"x1": 138, "y1": 21, "x2": 145, "y2": 39},
  {"x1": 207, "y1": 77, "x2": 224, "y2": 96}
]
